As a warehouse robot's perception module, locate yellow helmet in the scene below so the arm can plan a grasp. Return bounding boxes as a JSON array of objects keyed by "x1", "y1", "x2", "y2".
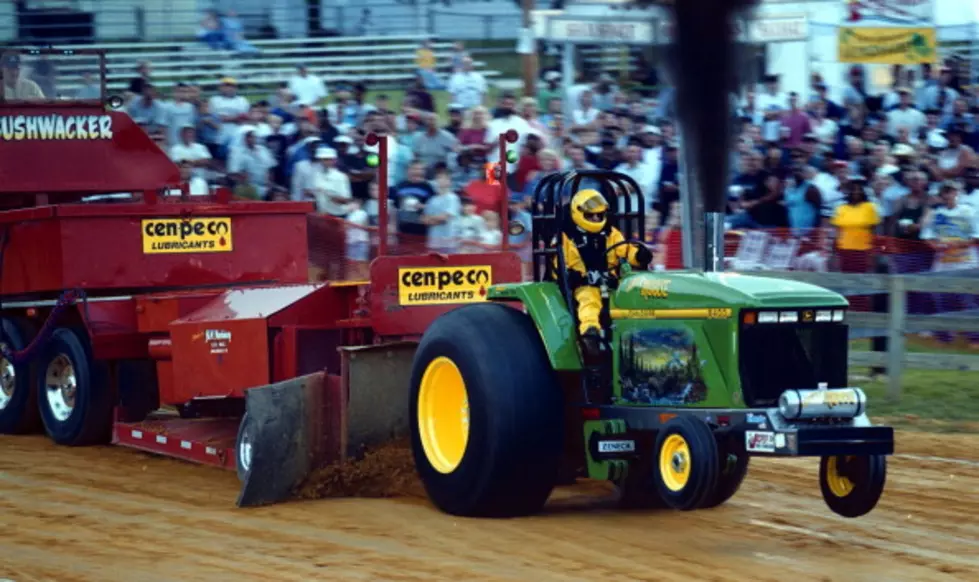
[{"x1": 570, "y1": 189, "x2": 609, "y2": 234}]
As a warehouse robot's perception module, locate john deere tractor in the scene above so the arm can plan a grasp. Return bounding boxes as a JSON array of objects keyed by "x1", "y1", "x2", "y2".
[{"x1": 409, "y1": 170, "x2": 893, "y2": 519}]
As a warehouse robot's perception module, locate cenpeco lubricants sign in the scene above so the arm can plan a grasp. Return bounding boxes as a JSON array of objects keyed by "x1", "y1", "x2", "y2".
[{"x1": 838, "y1": 0, "x2": 936, "y2": 65}]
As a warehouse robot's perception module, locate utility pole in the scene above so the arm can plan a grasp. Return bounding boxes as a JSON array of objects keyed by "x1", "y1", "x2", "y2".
[{"x1": 520, "y1": 0, "x2": 538, "y2": 97}]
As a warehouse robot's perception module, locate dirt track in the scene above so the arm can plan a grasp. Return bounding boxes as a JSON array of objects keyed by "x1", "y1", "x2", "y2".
[{"x1": 1, "y1": 431, "x2": 978, "y2": 582}]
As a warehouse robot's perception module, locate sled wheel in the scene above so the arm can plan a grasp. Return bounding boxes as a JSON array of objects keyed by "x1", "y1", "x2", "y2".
[
  {"x1": 410, "y1": 303, "x2": 564, "y2": 517},
  {"x1": 701, "y1": 433, "x2": 750, "y2": 509},
  {"x1": 820, "y1": 454, "x2": 887, "y2": 518},
  {"x1": 236, "y1": 412, "x2": 255, "y2": 483},
  {"x1": 0, "y1": 318, "x2": 39, "y2": 434},
  {"x1": 653, "y1": 416, "x2": 719, "y2": 511},
  {"x1": 36, "y1": 327, "x2": 112, "y2": 446}
]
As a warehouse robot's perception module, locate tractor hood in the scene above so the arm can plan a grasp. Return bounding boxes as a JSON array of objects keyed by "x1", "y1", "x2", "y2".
[{"x1": 613, "y1": 270, "x2": 847, "y2": 310}]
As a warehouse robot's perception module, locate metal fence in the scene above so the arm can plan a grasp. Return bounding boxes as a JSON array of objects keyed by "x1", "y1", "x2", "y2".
[{"x1": 766, "y1": 270, "x2": 979, "y2": 400}]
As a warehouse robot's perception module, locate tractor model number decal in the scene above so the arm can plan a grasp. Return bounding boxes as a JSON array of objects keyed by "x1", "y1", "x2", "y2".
[
  {"x1": 398, "y1": 266, "x2": 492, "y2": 306},
  {"x1": 745, "y1": 430, "x2": 776, "y2": 453},
  {"x1": 142, "y1": 217, "x2": 233, "y2": 254},
  {"x1": 639, "y1": 280, "x2": 671, "y2": 299}
]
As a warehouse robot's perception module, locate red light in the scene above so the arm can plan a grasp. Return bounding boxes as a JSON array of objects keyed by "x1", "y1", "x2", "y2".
[
  {"x1": 581, "y1": 407, "x2": 600, "y2": 420},
  {"x1": 717, "y1": 415, "x2": 730, "y2": 426}
]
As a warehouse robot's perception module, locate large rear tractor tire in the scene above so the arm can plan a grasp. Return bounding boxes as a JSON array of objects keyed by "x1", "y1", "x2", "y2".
[
  {"x1": 36, "y1": 327, "x2": 112, "y2": 446},
  {"x1": 652, "y1": 416, "x2": 719, "y2": 511},
  {"x1": 0, "y1": 318, "x2": 39, "y2": 434},
  {"x1": 701, "y1": 433, "x2": 750, "y2": 509},
  {"x1": 819, "y1": 454, "x2": 887, "y2": 518},
  {"x1": 410, "y1": 303, "x2": 564, "y2": 518}
]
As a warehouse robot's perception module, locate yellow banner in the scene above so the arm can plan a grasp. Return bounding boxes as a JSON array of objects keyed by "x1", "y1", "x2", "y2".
[
  {"x1": 141, "y1": 217, "x2": 233, "y2": 254},
  {"x1": 398, "y1": 265, "x2": 492, "y2": 305},
  {"x1": 838, "y1": 27, "x2": 936, "y2": 65}
]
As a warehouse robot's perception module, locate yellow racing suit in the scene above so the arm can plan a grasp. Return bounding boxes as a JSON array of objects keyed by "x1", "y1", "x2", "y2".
[{"x1": 558, "y1": 225, "x2": 647, "y2": 335}]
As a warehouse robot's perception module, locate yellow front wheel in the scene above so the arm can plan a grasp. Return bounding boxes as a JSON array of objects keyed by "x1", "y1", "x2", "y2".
[
  {"x1": 653, "y1": 416, "x2": 719, "y2": 511},
  {"x1": 416, "y1": 356, "x2": 470, "y2": 474},
  {"x1": 819, "y1": 454, "x2": 887, "y2": 518}
]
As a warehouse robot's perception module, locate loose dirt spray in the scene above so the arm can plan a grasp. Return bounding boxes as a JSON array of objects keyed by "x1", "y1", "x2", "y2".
[
  {"x1": 659, "y1": 0, "x2": 760, "y2": 214},
  {"x1": 294, "y1": 440, "x2": 426, "y2": 500}
]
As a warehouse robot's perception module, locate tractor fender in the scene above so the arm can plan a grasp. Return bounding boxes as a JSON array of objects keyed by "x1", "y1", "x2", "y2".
[{"x1": 487, "y1": 282, "x2": 582, "y2": 371}]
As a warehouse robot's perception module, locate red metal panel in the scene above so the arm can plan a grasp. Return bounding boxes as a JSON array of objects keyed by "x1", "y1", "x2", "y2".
[
  {"x1": 369, "y1": 251, "x2": 524, "y2": 336},
  {"x1": 83, "y1": 297, "x2": 145, "y2": 360},
  {"x1": 156, "y1": 360, "x2": 177, "y2": 406},
  {"x1": 169, "y1": 317, "x2": 270, "y2": 401},
  {"x1": 0, "y1": 202, "x2": 312, "y2": 296},
  {"x1": 0, "y1": 109, "x2": 181, "y2": 198},
  {"x1": 112, "y1": 417, "x2": 239, "y2": 470}
]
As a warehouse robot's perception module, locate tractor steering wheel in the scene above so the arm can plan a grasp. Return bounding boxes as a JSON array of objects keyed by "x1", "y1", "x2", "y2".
[{"x1": 605, "y1": 239, "x2": 654, "y2": 271}]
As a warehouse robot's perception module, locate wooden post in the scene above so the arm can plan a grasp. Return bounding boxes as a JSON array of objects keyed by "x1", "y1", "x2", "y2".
[
  {"x1": 521, "y1": 0, "x2": 538, "y2": 97},
  {"x1": 886, "y1": 275, "x2": 906, "y2": 401}
]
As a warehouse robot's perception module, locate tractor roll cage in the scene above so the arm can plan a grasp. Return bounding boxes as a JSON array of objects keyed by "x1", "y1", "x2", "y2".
[{"x1": 530, "y1": 170, "x2": 646, "y2": 307}]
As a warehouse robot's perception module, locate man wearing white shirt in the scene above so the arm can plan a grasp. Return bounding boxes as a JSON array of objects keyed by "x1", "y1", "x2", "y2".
[
  {"x1": 447, "y1": 57, "x2": 486, "y2": 109},
  {"x1": 571, "y1": 90, "x2": 599, "y2": 129},
  {"x1": 886, "y1": 88, "x2": 926, "y2": 138},
  {"x1": 227, "y1": 128, "x2": 277, "y2": 199},
  {"x1": 287, "y1": 65, "x2": 329, "y2": 107},
  {"x1": 290, "y1": 137, "x2": 321, "y2": 202},
  {"x1": 311, "y1": 147, "x2": 353, "y2": 217},
  {"x1": 207, "y1": 77, "x2": 250, "y2": 155},
  {"x1": 486, "y1": 92, "x2": 532, "y2": 174},
  {"x1": 614, "y1": 144, "x2": 656, "y2": 211},
  {"x1": 169, "y1": 125, "x2": 212, "y2": 181},
  {"x1": 756, "y1": 74, "x2": 787, "y2": 143}
]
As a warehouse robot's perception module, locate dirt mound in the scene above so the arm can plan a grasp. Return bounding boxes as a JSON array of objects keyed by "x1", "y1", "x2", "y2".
[{"x1": 294, "y1": 440, "x2": 426, "y2": 500}]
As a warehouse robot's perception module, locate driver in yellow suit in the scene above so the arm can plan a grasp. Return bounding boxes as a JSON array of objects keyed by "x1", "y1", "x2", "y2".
[{"x1": 558, "y1": 189, "x2": 652, "y2": 353}]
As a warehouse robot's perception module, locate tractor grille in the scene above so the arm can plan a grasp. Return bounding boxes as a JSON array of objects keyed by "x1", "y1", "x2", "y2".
[{"x1": 738, "y1": 323, "x2": 849, "y2": 407}]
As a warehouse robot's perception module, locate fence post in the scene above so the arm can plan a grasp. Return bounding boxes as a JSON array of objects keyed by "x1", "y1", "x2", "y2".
[{"x1": 886, "y1": 274, "x2": 906, "y2": 401}]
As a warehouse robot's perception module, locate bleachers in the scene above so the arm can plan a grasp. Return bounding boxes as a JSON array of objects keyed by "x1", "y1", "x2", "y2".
[{"x1": 19, "y1": 35, "x2": 502, "y2": 96}]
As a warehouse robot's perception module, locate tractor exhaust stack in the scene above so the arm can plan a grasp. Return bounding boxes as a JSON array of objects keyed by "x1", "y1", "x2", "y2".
[{"x1": 704, "y1": 211, "x2": 725, "y2": 273}]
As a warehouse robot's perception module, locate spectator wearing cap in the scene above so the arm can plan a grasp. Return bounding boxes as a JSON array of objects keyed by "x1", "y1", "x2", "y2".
[
  {"x1": 169, "y1": 125, "x2": 213, "y2": 181},
  {"x1": 392, "y1": 161, "x2": 437, "y2": 239},
  {"x1": 444, "y1": 103, "x2": 465, "y2": 137},
  {"x1": 886, "y1": 87, "x2": 925, "y2": 138},
  {"x1": 757, "y1": 74, "x2": 788, "y2": 143},
  {"x1": 780, "y1": 92, "x2": 811, "y2": 148},
  {"x1": 228, "y1": 127, "x2": 276, "y2": 200},
  {"x1": 875, "y1": 163, "x2": 908, "y2": 217},
  {"x1": 311, "y1": 147, "x2": 352, "y2": 216},
  {"x1": 208, "y1": 77, "x2": 250, "y2": 158},
  {"x1": 1, "y1": 53, "x2": 43, "y2": 101},
  {"x1": 165, "y1": 83, "x2": 198, "y2": 148},
  {"x1": 290, "y1": 136, "x2": 321, "y2": 201},
  {"x1": 447, "y1": 56, "x2": 486, "y2": 110},
  {"x1": 288, "y1": 65, "x2": 329, "y2": 108},
  {"x1": 538, "y1": 71, "x2": 561, "y2": 111}
]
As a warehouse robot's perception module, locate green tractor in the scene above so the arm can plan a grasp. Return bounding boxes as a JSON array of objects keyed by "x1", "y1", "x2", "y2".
[{"x1": 409, "y1": 170, "x2": 894, "y2": 519}]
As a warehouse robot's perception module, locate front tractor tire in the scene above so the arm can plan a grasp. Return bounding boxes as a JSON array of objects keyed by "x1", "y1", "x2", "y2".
[
  {"x1": 410, "y1": 303, "x2": 564, "y2": 518},
  {"x1": 819, "y1": 454, "x2": 887, "y2": 518},
  {"x1": 652, "y1": 416, "x2": 719, "y2": 511},
  {"x1": 36, "y1": 327, "x2": 112, "y2": 446}
]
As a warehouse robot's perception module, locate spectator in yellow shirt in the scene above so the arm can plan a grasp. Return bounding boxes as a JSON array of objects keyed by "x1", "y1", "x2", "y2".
[
  {"x1": 416, "y1": 40, "x2": 445, "y2": 90},
  {"x1": 1, "y1": 53, "x2": 45, "y2": 101},
  {"x1": 831, "y1": 176, "x2": 880, "y2": 309}
]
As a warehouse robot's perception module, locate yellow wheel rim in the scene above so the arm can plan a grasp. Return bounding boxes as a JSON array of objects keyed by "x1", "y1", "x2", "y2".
[
  {"x1": 417, "y1": 356, "x2": 470, "y2": 474},
  {"x1": 659, "y1": 434, "x2": 691, "y2": 492},
  {"x1": 826, "y1": 456, "x2": 855, "y2": 497}
]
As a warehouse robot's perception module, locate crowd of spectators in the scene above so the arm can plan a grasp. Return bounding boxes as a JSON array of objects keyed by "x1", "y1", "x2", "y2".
[{"x1": 117, "y1": 43, "x2": 979, "y2": 293}]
